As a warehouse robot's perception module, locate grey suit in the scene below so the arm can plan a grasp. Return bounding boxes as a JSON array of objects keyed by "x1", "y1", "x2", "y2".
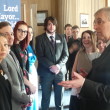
[
  {"x1": 1, "y1": 51, "x2": 30, "y2": 110},
  {"x1": 36, "y1": 33, "x2": 69, "y2": 110}
]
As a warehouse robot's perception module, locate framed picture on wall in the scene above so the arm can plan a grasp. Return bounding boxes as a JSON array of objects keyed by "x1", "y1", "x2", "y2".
[
  {"x1": 80, "y1": 14, "x2": 89, "y2": 28},
  {"x1": 37, "y1": 10, "x2": 48, "y2": 26}
]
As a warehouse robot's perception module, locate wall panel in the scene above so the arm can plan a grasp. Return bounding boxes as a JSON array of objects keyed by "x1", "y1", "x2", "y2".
[{"x1": 21, "y1": 0, "x2": 106, "y2": 36}]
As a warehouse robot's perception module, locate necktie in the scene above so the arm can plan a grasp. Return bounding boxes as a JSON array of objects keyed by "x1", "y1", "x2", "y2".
[{"x1": 50, "y1": 36, "x2": 55, "y2": 48}]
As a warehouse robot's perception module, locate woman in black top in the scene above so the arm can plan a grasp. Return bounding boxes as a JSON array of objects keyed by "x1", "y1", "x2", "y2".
[{"x1": 0, "y1": 33, "x2": 12, "y2": 110}]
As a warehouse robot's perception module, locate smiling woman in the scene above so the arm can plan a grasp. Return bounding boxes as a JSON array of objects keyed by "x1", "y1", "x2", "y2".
[{"x1": 68, "y1": 30, "x2": 100, "y2": 110}]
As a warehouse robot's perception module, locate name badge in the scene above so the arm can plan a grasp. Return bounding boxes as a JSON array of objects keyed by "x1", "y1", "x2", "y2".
[
  {"x1": 3, "y1": 74, "x2": 8, "y2": 80},
  {"x1": 29, "y1": 53, "x2": 33, "y2": 56},
  {"x1": 56, "y1": 40, "x2": 61, "y2": 43}
]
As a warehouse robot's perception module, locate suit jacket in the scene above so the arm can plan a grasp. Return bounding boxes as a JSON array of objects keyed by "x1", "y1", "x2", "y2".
[
  {"x1": 36, "y1": 33, "x2": 69, "y2": 76},
  {"x1": 80, "y1": 44, "x2": 110, "y2": 110},
  {"x1": 0, "y1": 66, "x2": 12, "y2": 110},
  {"x1": 1, "y1": 51, "x2": 30, "y2": 110}
]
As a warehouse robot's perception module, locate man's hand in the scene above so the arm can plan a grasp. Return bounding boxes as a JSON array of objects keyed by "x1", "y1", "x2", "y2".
[
  {"x1": 58, "y1": 72, "x2": 85, "y2": 88},
  {"x1": 49, "y1": 65, "x2": 60, "y2": 74}
]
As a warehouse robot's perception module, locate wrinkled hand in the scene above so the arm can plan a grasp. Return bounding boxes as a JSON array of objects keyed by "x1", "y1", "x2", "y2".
[
  {"x1": 58, "y1": 72, "x2": 85, "y2": 88},
  {"x1": 49, "y1": 65, "x2": 60, "y2": 74}
]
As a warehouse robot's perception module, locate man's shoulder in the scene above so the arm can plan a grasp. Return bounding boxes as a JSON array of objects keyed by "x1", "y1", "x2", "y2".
[
  {"x1": 55, "y1": 33, "x2": 66, "y2": 40},
  {"x1": 56, "y1": 33, "x2": 64, "y2": 37},
  {"x1": 37, "y1": 33, "x2": 46, "y2": 38},
  {"x1": 2, "y1": 55, "x2": 11, "y2": 65}
]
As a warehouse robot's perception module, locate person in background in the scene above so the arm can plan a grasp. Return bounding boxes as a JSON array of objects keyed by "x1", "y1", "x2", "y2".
[
  {"x1": 72, "y1": 25, "x2": 80, "y2": 39},
  {"x1": 68, "y1": 25, "x2": 80, "y2": 48},
  {"x1": 66, "y1": 25, "x2": 81, "y2": 81},
  {"x1": 26, "y1": 26, "x2": 38, "y2": 110},
  {"x1": 11, "y1": 21, "x2": 36, "y2": 109},
  {"x1": 66, "y1": 40, "x2": 80, "y2": 80},
  {"x1": 0, "y1": 21, "x2": 30, "y2": 110},
  {"x1": 64, "y1": 24, "x2": 72, "y2": 43},
  {"x1": 58, "y1": 7, "x2": 110, "y2": 110},
  {"x1": 69, "y1": 30, "x2": 100, "y2": 110},
  {"x1": 36, "y1": 16, "x2": 69, "y2": 110},
  {"x1": 0, "y1": 33, "x2": 12, "y2": 110},
  {"x1": 97, "y1": 38, "x2": 106, "y2": 53}
]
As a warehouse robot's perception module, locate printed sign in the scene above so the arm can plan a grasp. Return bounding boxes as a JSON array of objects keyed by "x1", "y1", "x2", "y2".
[{"x1": 0, "y1": 0, "x2": 21, "y2": 28}]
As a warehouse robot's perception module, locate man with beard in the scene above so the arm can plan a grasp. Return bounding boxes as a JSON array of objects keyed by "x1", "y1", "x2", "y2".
[{"x1": 36, "y1": 16, "x2": 69, "y2": 110}]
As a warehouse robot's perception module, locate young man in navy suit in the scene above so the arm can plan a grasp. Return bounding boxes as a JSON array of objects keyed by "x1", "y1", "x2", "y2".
[
  {"x1": 36, "y1": 16, "x2": 69, "y2": 110},
  {"x1": 58, "y1": 7, "x2": 110, "y2": 110}
]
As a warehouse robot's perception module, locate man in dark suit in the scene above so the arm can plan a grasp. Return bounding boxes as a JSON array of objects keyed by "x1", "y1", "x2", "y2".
[
  {"x1": 58, "y1": 7, "x2": 110, "y2": 110},
  {"x1": 36, "y1": 16, "x2": 69, "y2": 110},
  {"x1": 0, "y1": 22, "x2": 30, "y2": 110}
]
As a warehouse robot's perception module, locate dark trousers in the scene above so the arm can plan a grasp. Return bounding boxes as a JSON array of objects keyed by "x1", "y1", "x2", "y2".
[
  {"x1": 40, "y1": 73, "x2": 64, "y2": 110},
  {"x1": 69, "y1": 95, "x2": 80, "y2": 110}
]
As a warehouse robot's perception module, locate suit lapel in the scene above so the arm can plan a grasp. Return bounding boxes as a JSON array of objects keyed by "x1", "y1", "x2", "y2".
[
  {"x1": 87, "y1": 45, "x2": 110, "y2": 78},
  {"x1": 7, "y1": 54, "x2": 16, "y2": 67},
  {"x1": 55, "y1": 34, "x2": 61, "y2": 54},
  {"x1": 7, "y1": 53, "x2": 23, "y2": 80}
]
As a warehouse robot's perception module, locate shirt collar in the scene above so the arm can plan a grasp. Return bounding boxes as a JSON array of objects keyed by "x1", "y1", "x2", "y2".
[
  {"x1": 106, "y1": 40, "x2": 110, "y2": 47},
  {"x1": 46, "y1": 32, "x2": 55, "y2": 40}
]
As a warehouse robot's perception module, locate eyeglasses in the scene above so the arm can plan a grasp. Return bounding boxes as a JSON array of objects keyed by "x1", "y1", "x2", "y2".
[
  {"x1": 93, "y1": 18, "x2": 105, "y2": 25},
  {"x1": 17, "y1": 29, "x2": 27, "y2": 35}
]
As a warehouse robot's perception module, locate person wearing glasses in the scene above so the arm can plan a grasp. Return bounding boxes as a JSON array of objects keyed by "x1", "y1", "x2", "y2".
[
  {"x1": 11, "y1": 21, "x2": 36, "y2": 109},
  {"x1": 58, "y1": 7, "x2": 110, "y2": 110},
  {"x1": 0, "y1": 21, "x2": 30, "y2": 110}
]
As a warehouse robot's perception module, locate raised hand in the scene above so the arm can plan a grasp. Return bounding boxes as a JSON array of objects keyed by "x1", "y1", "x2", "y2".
[{"x1": 58, "y1": 72, "x2": 85, "y2": 88}]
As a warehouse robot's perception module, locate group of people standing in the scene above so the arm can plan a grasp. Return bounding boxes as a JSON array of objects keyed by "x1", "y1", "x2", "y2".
[
  {"x1": 0, "y1": 6, "x2": 110, "y2": 110},
  {"x1": 0, "y1": 21, "x2": 38, "y2": 110}
]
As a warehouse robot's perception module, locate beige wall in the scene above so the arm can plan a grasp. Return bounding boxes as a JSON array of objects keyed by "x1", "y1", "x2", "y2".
[
  {"x1": 37, "y1": 0, "x2": 52, "y2": 35},
  {"x1": 107, "y1": 0, "x2": 110, "y2": 6},
  {"x1": 57, "y1": 0, "x2": 106, "y2": 34},
  {"x1": 21, "y1": 0, "x2": 106, "y2": 36}
]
